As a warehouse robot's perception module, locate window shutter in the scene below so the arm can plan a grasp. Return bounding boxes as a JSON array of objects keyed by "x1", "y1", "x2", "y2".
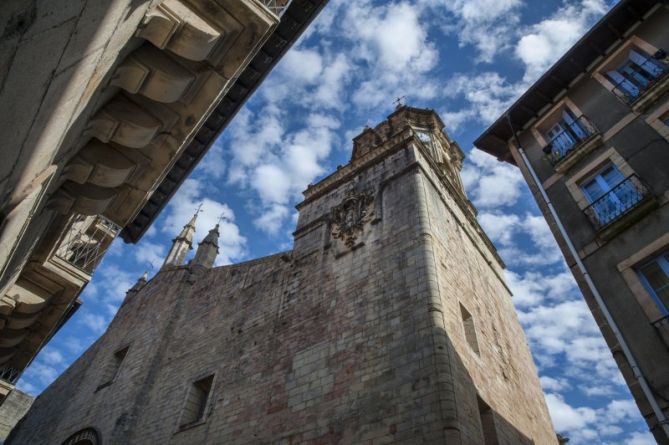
[
  {"x1": 607, "y1": 70, "x2": 640, "y2": 97},
  {"x1": 629, "y1": 49, "x2": 664, "y2": 77}
]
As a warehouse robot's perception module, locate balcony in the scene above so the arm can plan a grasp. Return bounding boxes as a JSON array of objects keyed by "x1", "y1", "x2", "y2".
[
  {"x1": 54, "y1": 215, "x2": 120, "y2": 274},
  {"x1": 542, "y1": 115, "x2": 601, "y2": 172},
  {"x1": 611, "y1": 52, "x2": 669, "y2": 112},
  {"x1": 583, "y1": 174, "x2": 656, "y2": 239},
  {"x1": 260, "y1": 0, "x2": 292, "y2": 17},
  {"x1": 0, "y1": 367, "x2": 20, "y2": 403}
]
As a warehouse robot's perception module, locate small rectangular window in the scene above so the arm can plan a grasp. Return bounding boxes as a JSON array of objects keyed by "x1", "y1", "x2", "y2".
[
  {"x1": 607, "y1": 48, "x2": 666, "y2": 100},
  {"x1": 460, "y1": 304, "x2": 480, "y2": 355},
  {"x1": 180, "y1": 375, "x2": 214, "y2": 428},
  {"x1": 638, "y1": 252, "x2": 669, "y2": 315},
  {"x1": 97, "y1": 346, "x2": 128, "y2": 390},
  {"x1": 580, "y1": 164, "x2": 644, "y2": 226}
]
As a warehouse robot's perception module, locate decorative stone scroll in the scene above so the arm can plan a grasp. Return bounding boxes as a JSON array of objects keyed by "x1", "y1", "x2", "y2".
[{"x1": 330, "y1": 191, "x2": 374, "y2": 248}]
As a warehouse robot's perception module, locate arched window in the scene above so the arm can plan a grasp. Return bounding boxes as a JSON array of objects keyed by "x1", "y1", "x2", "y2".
[{"x1": 61, "y1": 428, "x2": 100, "y2": 445}]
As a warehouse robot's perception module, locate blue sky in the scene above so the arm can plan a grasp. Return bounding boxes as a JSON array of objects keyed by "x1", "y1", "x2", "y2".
[{"x1": 19, "y1": 1, "x2": 655, "y2": 444}]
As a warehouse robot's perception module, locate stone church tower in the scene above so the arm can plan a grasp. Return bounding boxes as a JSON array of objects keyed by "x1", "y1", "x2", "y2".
[{"x1": 7, "y1": 107, "x2": 557, "y2": 445}]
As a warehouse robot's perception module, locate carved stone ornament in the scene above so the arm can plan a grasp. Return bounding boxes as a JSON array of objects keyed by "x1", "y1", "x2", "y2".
[{"x1": 331, "y1": 191, "x2": 374, "y2": 248}]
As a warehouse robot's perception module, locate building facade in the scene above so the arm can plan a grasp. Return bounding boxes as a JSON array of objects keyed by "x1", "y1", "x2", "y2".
[
  {"x1": 475, "y1": 1, "x2": 669, "y2": 442},
  {"x1": 0, "y1": 0, "x2": 325, "y2": 404},
  {"x1": 0, "y1": 389, "x2": 33, "y2": 444},
  {"x1": 7, "y1": 107, "x2": 557, "y2": 444}
]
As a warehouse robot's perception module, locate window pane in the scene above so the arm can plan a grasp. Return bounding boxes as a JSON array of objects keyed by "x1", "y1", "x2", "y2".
[
  {"x1": 640, "y1": 261, "x2": 668, "y2": 290},
  {"x1": 640, "y1": 260, "x2": 669, "y2": 310},
  {"x1": 601, "y1": 165, "x2": 624, "y2": 188},
  {"x1": 583, "y1": 178, "x2": 606, "y2": 201},
  {"x1": 655, "y1": 286, "x2": 669, "y2": 310}
]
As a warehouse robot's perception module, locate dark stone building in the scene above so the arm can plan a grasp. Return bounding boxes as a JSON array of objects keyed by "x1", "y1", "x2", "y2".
[{"x1": 475, "y1": 1, "x2": 669, "y2": 442}]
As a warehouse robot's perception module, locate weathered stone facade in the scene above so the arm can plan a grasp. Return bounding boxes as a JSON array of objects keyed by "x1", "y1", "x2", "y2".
[
  {"x1": 8, "y1": 107, "x2": 556, "y2": 444},
  {"x1": 0, "y1": 0, "x2": 326, "y2": 404},
  {"x1": 0, "y1": 389, "x2": 32, "y2": 444}
]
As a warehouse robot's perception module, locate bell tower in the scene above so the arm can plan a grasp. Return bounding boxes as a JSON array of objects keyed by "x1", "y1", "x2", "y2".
[{"x1": 292, "y1": 105, "x2": 558, "y2": 445}]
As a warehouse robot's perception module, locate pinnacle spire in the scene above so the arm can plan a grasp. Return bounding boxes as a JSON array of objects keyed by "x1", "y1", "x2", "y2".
[
  {"x1": 191, "y1": 223, "x2": 220, "y2": 269},
  {"x1": 124, "y1": 271, "x2": 149, "y2": 303},
  {"x1": 161, "y1": 206, "x2": 201, "y2": 270}
]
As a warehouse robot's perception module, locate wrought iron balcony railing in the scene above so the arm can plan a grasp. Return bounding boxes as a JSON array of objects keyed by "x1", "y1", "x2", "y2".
[
  {"x1": 0, "y1": 367, "x2": 20, "y2": 385},
  {"x1": 542, "y1": 115, "x2": 598, "y2": 166},
  {"x1": 55, "y1": 214, "x2": 120, "y2": 274},
  {"x1": 260, "y1": 0, "x2": 292, "y2": 17},
  {"x1": 583, "y1": 174, "x2": 650, "y2": 230},
  {"x1": 611, "y1": 53, "x2": 668, "y2": 104}
]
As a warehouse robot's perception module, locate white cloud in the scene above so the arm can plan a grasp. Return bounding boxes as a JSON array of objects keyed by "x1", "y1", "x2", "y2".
[
  {"x1": 546, "y1": 393, "x2": 598, "y2": 431},
  {"x1": 19, "y1": 362, "x2": 59, "y2": 387},
  {"x1": 478, "y1": 212, "x2": 520, "y2": 245},
  {"x1": 445, "y1": 72, "x2": 523, "y2": 125},
  {"x1": 133, "y1": 241, "x2": 165, "y2": 271},
  {"x1": 541, "y1": 375, "x2": 571, "y2": 392},
  {"x1": 353, "y1": 2, "x2": 435, "y2": 71},
  {"x1": 225, "y1": 109, "x2": 340, "y2": 236},
  {"x1": 440, "y1": 109, "x2": 477, "y2": 133},
  {"x1": 345, "y1": 1, "x2": 439, "y2": 109},
  {"x1": 281, "y1": 47, "x2": 324, "y2": 83},
  {"x1": 163, "y1": 178, "x2": 246, "y2": 265},
  {"x1": 313, "y1": 53, "x2": 352, "y2": 109},
  {"x1": 437, "y1": 0, "x2": 523, "y2": 62},
  {"x1": 626, "y1": 431, "x2": 657, "y2": 445},
  {"x1": 505, "y1": 269, "x2": 577, "y2": 308},
  {"x1": 254, "y1": 204, "x2": 290, "y2": 235},
  {"x1": 545, "y1": 394, "x2": 655, "y2": 445},
  {"x1": 515, "y1": 0, "x2": 607, "y2": 83},
  {"x1": 63, "y1": 336, "x2": 86, "y2": 354},
  {"x1": 40, "y1": 348, "x2": 64, "y2": 366},
  {"x1": 79, "y1": 313, "x2": 107, "y2": 334},
  {"x1": 199, "y1": 141, "x2": 226, "y2": 179},
  {"x1": 462, "y1": 149, "x2": 526, "y2": 208}
]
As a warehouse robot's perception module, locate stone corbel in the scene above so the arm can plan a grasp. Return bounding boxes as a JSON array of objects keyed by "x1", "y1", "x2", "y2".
[
  {"x1": 63, "y1": 141, "x2": 136, "y2": 188},
  {"x1": 0, "y1": 296, "x2": 16, "y2": 317},
  {"x1": 87, "y1": 96, "x2": 161, "y2": 148},
  {"x1": 5, "y1": 312, "x2": 41, "y2": 330},
  {"x1": 11, "y1": 283, "x2": 51, "y2": 316},
  {"x1": 48, "y1": 182, "x2": 118, "y2": 216},
  {"x1": 0, "y1": 329, "x2": 29, "y2": 348},
  {"x1": 0, "y1": 348, "x2": 17, "y2": 365},
  {"x1": 137, "y1": 0, "x2": 223, "y2": 62},
  {"x1": 111, "y1": 44, "x2": 195, "y2": 103}
]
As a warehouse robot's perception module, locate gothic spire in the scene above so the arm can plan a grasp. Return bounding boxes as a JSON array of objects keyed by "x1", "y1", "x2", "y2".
[
  {"x1": 161, "y1": 207, "x2": 200, "y2": 270},
  {"x1": 191, "y1": 224, "x2": 219, "y2": 269},
  {"x1": 124, "y1": 271, "x2": 148, "y2": 303}
]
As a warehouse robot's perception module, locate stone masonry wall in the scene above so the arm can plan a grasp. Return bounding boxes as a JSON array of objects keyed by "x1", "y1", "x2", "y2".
[{"x1": 0, "y1": 388, "x2": 33, "y2": 444}]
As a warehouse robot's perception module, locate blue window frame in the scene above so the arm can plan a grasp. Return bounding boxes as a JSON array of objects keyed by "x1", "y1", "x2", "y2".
[
  {"x1": 580, "y1": 164, "x2": 639, "y2": 225},
  {"x1": 544, "y1": 110, "x2": 589, "y2": 157},
  {"x1": 638, "y1": 252, "x2": 669, "y2": 316},
  {"x1": 607, "y1": 48, "x2": 666, "y2": 99}
]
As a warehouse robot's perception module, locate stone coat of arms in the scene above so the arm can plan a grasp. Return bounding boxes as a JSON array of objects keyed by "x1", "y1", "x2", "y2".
[{"x1": 330, "y1": 191, "x2": 374, "y2": 248}]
